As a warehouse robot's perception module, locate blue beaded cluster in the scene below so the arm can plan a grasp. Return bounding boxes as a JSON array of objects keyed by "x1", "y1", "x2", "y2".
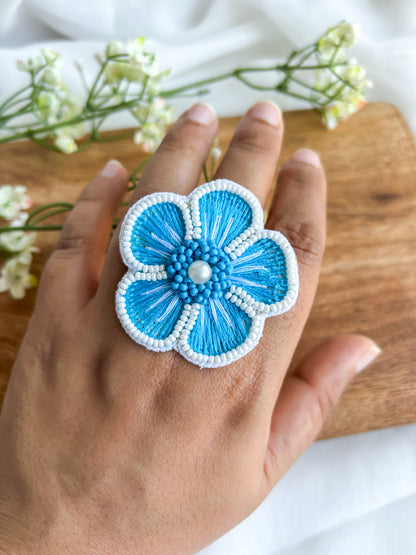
[{"x1": 166, "y1": 239, "x2": 232, "y2": 305}]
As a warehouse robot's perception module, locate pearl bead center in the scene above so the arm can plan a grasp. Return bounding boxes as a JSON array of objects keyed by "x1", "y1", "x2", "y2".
[{"x1": 188, "y1": 260, "x2": 212, "y2": 285}]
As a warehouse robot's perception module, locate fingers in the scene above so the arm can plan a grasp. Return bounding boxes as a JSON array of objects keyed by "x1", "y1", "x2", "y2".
[
  {"x1": 98, "y1": 102, "x2": 218, "y2": 297},
  {"x1": 259, "y1": 149, "x2": 327, "y2": 389},
  {"x1": 263, "y1": 335, "x2": 381, "y2": 487},
  {"x1": 214, "y1": 101, "x2": 283, "y2": 206},
  {"x1": 38, "y1": 160, "x2": 128, "y2": 312},
  {"x1": 267, "y1": 149, "x2": 326, "y2": 270},
  {"x1": 132, "y1": 101, "x2": 218, "y2": 203}
]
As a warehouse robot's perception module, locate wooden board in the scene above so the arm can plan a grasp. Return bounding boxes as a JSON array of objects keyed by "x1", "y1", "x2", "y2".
[{"x1": 0, "y1": 102, "x2": 415, "y2": 439}]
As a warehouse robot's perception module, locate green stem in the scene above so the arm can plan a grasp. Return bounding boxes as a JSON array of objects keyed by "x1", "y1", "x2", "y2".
[
  {"x1": 328, "y1": 66, "x2": 358, "y2": 91},
  {"x1": 86, "y1": 59, "x2": 109, "y2": 107},
  {"x1": 26, "y1": 202, "x2": 73, "y2": 224},
  {"x1": 0, "y1": 102, "x2": 34, "y2": 125},
  {"x1": 0, "y1": 85, "x2": 31, "y2": 114},
  {"x1": 129, "y1": 156, "x2": 151, "y2": 184},
  {"x1": 0, "y1": 98, "x2": 140, "y2": 144},
  {"x1": 30, "y1": 206, "x2": 73, "y2": 226},
  {"x1": 289, "y1": 76, "x2": 332, "y2": 100},
  {"x1": 0, "y1": 225, "x2": 63, "y2": 233}
]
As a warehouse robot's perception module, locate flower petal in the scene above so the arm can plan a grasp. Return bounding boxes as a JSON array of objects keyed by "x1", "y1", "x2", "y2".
[
  {"x1": 116, "y1": 273, "x2": 185, "y2": 350},
  {"x1": 229, "y1": 230, "x2": 299, "y2": 315},
  {"x1": 190, "y1": 180, "x2": 263, "y2": 249},
  {"x1": 178, "y1": 296, "x2": 264, "y2": 367},
  {"x1": 120, "y1": 194, "x2": 192, "y2": 271}
]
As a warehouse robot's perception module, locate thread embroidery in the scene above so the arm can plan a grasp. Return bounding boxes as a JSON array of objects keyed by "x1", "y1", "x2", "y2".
[{"x1": 116, "y1": 179, "x2": 299, "y2": 368}]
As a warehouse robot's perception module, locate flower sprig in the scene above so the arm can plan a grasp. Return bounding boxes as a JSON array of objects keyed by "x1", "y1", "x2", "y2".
[
  {"x1": 0, "y1": 21, "x2": 371, "y2": 298},
  {"x1": 0, "y1": 186, "x2": 38, "y2": 298},
  {"x1": 1, "y1": 38, "x2": 175, "y2": 154}
]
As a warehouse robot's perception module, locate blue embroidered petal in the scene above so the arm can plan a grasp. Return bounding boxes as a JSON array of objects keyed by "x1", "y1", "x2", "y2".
[
  {"x1": 127, "y1": 201, "x2": 187, "y2": 266},
  {"x1": 186, "y1": 297, "x2": 252, "y2": 356},
  {"x1": 123, "y1": 278, "x2": 184, "y2": 340},
  {"x1": 230, "y1": 237, "x2": 289, "y2": 304},
  {"x1": 198, "y1": 190, "x2": 253, "y2": 248}
]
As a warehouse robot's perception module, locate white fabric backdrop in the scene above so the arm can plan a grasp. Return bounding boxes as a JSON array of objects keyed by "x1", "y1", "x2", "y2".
[{"x1": 0, "y1": 1, "x2": 415, "y2": 553}]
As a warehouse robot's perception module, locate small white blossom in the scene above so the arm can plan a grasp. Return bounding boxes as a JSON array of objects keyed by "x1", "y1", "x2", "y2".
[
  {"x1": 342, "y1": 63, "x2": 366, "y2": 84},
  {"x1": 321, "y1": 90, "x2": 366, "y2": 130},
  {"x1": 0, "y1": 228, "x2": 37, "y2": 254},
  {"x1": 211, "y1": 146, "x2": 222, "y2": 163},
  {"x1": 105, "y1": 61, "x2": 144, "y2": 84},
  {"x1": 42, "y1": 62, "x2": 63, "y2": 86},
  {"x1": 127, "y1": 37, "x2": 146, "y2": 64},
  {"x1": 0, "y1": 185, "x2": 32, "y2": 221},
  {"x1": 133, "y1": 97, "x2": 175, "y2": 152},
  {"x1": 137, "y1": 97, "x2": 175, "y2": 124},
  {"x1": 41, "y1": 47, "x2": 60, "y2": 65},
  {"x1": 134, "y1": 122, "x2": 166, "y2": 152},
  {"x1": 54, "y1": 130, "x2": 78, "y2": 154},
  {"x1": 36, "y1": 91, "x2": 61, "y2": 124},
  {"x1": 317, "y1": 21, "x2": 359, "y2": 62},
  {"x1": 105, "y1": 40, "x2": 124, "y2": 58},
  {"x1": 338, "y1": 22, "x2": 360, "y2": 47},
  {"x1": 0, "y1": 254, "x2": 37, "y2": 299},
  {"x1": 16, "y1": 55, "x2": 44, "y2": 73}
]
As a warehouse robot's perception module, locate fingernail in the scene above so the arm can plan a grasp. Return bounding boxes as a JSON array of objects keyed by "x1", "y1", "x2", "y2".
[
  {"x1": 290, "y1": 149, "x2": 321, "y2": 168},
  {"x1": 101, "y1": 159, "x2": 124, "y2": 178},
  {"x1": 356, "y1": 343, "x2": 382, "y2": 373},
  {"x1": 186, "y1": 102, "x2": 216, "y2": 125},
  {"x1": 249, "y1": 100, "x2": 281, "y2": 126}
]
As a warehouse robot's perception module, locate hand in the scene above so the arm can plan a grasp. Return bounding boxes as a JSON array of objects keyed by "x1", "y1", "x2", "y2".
[{"x1": 0, "y1": 101, "x2": 380, "y2": 554}]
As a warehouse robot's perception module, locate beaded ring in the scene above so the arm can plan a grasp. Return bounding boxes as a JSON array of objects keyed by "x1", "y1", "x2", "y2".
[{"x1": 115, "y1": 179, "x2": 299, "y2": 368}]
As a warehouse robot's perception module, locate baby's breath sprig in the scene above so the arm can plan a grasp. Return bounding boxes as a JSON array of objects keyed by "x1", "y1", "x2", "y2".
[
  {"x1": 0, "y1": 38, "x2": 175, "y2": 154},
  {"x1": 161, "y1": 21, "x2": 370, "y2": 130},
  {"x1": 0, "y1": 21, "x2": 370, "y2": 298}
]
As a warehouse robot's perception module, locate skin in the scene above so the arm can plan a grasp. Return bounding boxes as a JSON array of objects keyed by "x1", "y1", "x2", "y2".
[{"x1": 0, "y1": 101, "x2": 379, "y2": 554}]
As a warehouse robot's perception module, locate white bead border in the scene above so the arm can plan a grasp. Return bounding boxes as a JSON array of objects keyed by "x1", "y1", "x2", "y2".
[
  {"x1": 116, "y1": 274, "x2": 267, "y2": 367},
  {"x1": 115, "y1": 271, "x2": 193, "y2": 352},
  {"x1": 175, "y1": 301, "x2": 266, "y2": 368},
  {"x1": 227, "y1": 229, "x2": 299, "y2": 317},
  {"x1": 116, "y1": 179, "x2": 300, "y2": 368},
  {"x1": 119, "y1": 192, "x2": 193, "y2": 273},
  {"x1": 189, "y1": 179, "x2": 263, "y2": 248}
]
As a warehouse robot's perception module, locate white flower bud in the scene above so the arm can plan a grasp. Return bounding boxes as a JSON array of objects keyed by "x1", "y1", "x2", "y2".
[
  {"x1": 42, "y1": 66, "x2": 62, "y2": 86},
  {"x1": 211, "y1": 147, "x2": 222, "y2": 163},
  {"x1": 337, "y1": 22, "x2": 360, "y2": 47},
  {"x1": 0, "y1": 255, "x2": 38, "y2": 299},
  {"x1": 105, "y1": 40, "x2": 124, "y2": 58},
  {"x1": 41, "y1": 47, "x2": 59, "y2": 65},
  {"x1": 0, "y1": 185, "x2": 32, "y2": 221},
  {"x1": 54, "y1": 131, "x2": 78, "y2": 154}
]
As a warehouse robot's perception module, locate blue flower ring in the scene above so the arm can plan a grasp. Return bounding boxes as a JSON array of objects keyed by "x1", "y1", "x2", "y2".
[{"x1": 116, "y1": 179, "x2": 299, "y2": 368}]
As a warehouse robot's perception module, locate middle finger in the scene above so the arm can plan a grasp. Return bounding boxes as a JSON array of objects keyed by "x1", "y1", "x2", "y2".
[{"x1": 214, "y1": 100, "x2": 283, "y2": 207}]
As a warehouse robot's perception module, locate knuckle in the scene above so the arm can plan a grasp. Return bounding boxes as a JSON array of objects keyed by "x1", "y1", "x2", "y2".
[
  {"x1": 220, "y1": 357, "x2": 265, "y2": 426},
  {"x1": 278, "y1": 220, "x2": 324, "y2": 267},
  {"x1": 160, "y1": 122, "x2": 206, "y2": 158},
  {"x1": 232, "y1": 123, "x2": 279, "y2": 158},
  {"x1": 54, "y1": 213, "x2": 94, "y2": 255},
  {"x1": 279, "y1": 161, "x2": 323, "y2": 188},
  {"x1": 298, "y1": 374, "x2": 339, "y2": 429},
  {"x1": 55, "y1": 233, "x2": 91, "y2": 254},
  {"x1": 78, "y1": 187, "x2": 101, "y2": 204}
]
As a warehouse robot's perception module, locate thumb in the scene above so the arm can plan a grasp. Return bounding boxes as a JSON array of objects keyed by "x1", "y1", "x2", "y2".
[{"x1": 263, "y1": 334, "x2": 381, "y2": 487}]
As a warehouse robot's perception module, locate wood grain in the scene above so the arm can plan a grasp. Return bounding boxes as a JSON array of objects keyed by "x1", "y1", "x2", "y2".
[{"x1": 0, "y1": 102, "x2": 415, "y2": 439}]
